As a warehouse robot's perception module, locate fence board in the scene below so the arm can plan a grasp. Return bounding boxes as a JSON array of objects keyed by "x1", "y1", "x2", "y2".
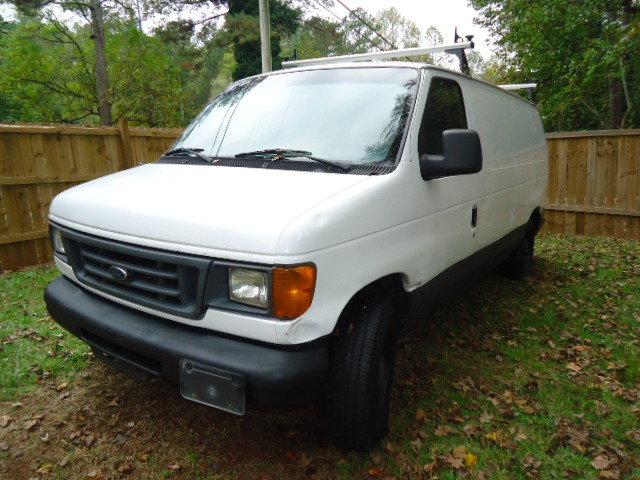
[
  {"x1": 543, "y1": 130, "x2": 640, "y2": 240},
  {"x1": 0, "y1": 121, "x2": 180, "y2": 271},
  {"x1": 1, "y1": 124, "x2": 639, "y2": 271}
]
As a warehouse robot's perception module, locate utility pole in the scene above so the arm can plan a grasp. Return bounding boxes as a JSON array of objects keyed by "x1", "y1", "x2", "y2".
[{"x1": 258, "y1": 0, "x2": 272, "y2": 72}]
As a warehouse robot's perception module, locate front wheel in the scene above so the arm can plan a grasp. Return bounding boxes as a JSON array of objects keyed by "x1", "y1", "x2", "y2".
[{"x1": 327, "y1": 296, "x2": 397, "y2": 451}]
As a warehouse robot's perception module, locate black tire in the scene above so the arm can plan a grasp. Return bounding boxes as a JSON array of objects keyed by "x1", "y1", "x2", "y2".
[
  {"x1": 327, "y1": 295, "x2": 397, "y2": 452},
  {"x1": 502, "y1": 234, "x2": 534, "y2": 279}
]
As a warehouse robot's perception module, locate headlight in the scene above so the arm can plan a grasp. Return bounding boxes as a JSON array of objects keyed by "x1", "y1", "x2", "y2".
[
  {"x1": 229, "y1": 267, "x2": 269, "y2": 309},
  {"x1": 50, "y1": 227, "x2": 66, "y2": 255},
  {"x1": 224, "y1": 264, "x2": 316, "y2": 319}
]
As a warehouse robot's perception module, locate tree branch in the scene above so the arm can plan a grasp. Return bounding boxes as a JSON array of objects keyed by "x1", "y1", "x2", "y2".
[
  {"x1": 619, "y1": 59, "x2": 633, "y2": 128},
  {"x1": 579, "y1": 97, "x2": 605, "y2": 128}
]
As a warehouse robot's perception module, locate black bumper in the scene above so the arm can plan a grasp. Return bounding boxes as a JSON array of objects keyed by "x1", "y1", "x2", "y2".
[{"x1": 44, "y1": 276, "x2": 329, "y2": 410}]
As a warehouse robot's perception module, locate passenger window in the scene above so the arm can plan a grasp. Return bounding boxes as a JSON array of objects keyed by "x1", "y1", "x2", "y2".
[{"x1": 419, "y1": 78, "x2": 467, "y2": 156}]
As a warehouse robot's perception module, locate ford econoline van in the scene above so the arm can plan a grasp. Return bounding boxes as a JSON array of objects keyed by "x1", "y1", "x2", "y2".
[{"x1": 45, "y1": 60, "x2": 547, "y2": 451}]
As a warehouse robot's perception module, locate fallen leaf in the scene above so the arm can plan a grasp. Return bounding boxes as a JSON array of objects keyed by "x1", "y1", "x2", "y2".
[
  {"x1": 59, "y1": 456, "x2": 69, "y2": 467},
  {"x1": 626, "y1": 430, "x2": 640, "y2": 443},
  {"x1": 367, "y1": 467, "x2": 384, "y2": 477},
  {"x1": 452, "y1": 447, "x2": 467, "y2": 459},
  {"x1": 56, "y1": 382, "x2": 67, "y2": 391},
  {"x1": 463, "y1": 424, "x2": 480, "y2": 437},
  {"x1": 415, "y1": 409, "x2": 428, "y2": 423},
  {"x1": 285, "y1": 451, "x2": 298, "y2": 462},
  {"x1": 435, "y1": 425, "x2": 454, "y2": 436},
  {"x1": 600, "y1": 469, "x2": 620, "y2": 479},
  {"x1": 299, "y1": 453, "x2": 312, "y2": 468},
  {"x1": 443, "y1": 453, "x2": 464, "y2": 470},
  {"x1": 86, "y1": 471, "x2": 106, "y2": 480},
  {"x1": 24, "y1": 419, "x2": 39, "y2": 431},
  {"x1": 465, "y1": 452, "x2": 478, "y2": 469},
  {"x1": 36, "y1": 464, "x2": 53, "y2": 475},
  {"x1": 566, "y1": 362, "x2": 582, "y2": 372},
  {"x1": 0, "y1": 415, "x2": 10, "y2": 427},
  {"x1": 84, "y1": 433, "x2": 96, "y2": 447},
  {"x1": 167, "y1": 464, "x2": 181, "y2": 472},
  {"x1": 422, "y1": 461, "x2": 437, "y2": 473},
  {"x1": 592, "y1": 455, "x2": 614, "y2": 471},
  {"x1": 479, "y1": 411, "x2": 494, "y2": 423}
]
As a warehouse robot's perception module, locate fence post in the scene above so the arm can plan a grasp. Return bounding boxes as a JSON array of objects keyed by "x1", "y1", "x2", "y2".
[{"x1": 118, "y1": 117, "x2": 133, "y2": 170}]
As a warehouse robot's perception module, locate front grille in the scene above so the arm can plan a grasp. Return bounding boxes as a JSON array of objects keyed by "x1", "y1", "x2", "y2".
[{"x1": 61, "y1": 227, "x2": 211, "y2": 318}]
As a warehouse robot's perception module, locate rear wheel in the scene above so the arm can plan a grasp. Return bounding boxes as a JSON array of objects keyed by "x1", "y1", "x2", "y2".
[
  {"x1": 502, "y1": 234, "x2": 534, "y2": 279},
  {"x1": 327, "y1": 296, "x2": 397, "y2": 451}
]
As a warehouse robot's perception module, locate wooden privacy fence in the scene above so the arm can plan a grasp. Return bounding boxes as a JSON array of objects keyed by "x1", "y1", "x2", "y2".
[
  {"x1": 0, "y1": 124, "x2": 639, "y2": 271},
  {"x1": 544, "y1": 129, "x2": 640, "y2": 239},
  {"x1": 0, "y1": 120, "x2": 181, "y2": 271}
]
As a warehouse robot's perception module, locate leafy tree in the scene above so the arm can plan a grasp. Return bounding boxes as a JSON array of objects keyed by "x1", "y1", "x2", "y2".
[
  {"x1": 8, "y1": 0, "x2": 123, "y2": 124},
  {"x1": 150, "y1": 0, "x2": 302, "y2": 80},
  {"x1": 225, "y1": 0, "x2": 301, "y2": 79},
  {"x1": 471, "y1": 0, "x2": 640, "y2": 130},
  {"x1": 0, "y1": 15, "x2": 203, "y2": 126}
]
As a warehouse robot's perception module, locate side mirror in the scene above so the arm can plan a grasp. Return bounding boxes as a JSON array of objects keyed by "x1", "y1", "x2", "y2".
[{"x1": 419, "y1": 129, "x2": 482, "y2": 180}]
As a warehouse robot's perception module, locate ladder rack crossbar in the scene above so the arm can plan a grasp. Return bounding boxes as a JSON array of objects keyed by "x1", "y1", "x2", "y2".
[
  {"x1": 498, "y1": 83, "x2": 538, "y2": 91},
  {"x1": 282, "y1": 41, "x2": 474, "y2": 68}
]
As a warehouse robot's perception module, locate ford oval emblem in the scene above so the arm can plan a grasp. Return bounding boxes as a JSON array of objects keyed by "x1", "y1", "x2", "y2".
[{"x1": 108, "y1": 266, "x2": 129, "y2": 281}]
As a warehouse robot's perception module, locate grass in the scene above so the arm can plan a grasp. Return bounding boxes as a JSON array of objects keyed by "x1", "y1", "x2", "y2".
[
  {"x1": 0, "y1": 234, "x2": 639, "y2": 479},
  {"x1": 0, "y1": 268, "x2": 89, "y2": 401}
]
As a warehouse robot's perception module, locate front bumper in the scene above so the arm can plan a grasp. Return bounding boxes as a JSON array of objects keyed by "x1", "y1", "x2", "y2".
[{"x1": 44, "y1": 276, "x2": 329, "y2": 410}]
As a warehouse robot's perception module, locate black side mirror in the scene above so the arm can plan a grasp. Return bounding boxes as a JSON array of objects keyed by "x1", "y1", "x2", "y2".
[{"x1": 419, "y1": 129, "x2": 482, "y2": 180}]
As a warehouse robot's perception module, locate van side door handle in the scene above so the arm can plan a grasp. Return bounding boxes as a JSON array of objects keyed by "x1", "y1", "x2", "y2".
[{"x1": 471, "y1": 205, "x2": 478, "y2": 228}]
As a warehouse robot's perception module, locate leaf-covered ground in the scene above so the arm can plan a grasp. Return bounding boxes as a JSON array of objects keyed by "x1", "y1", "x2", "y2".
[{"x1": 0, "y1": 234, "x2": 639, "y2": 480}]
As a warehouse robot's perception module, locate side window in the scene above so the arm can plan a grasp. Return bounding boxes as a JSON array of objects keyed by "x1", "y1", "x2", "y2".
[{"x1": 418, "y1": 78, "x2": 468, "y2": 156}]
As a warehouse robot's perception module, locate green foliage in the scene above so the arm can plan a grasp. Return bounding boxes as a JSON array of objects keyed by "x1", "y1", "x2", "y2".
[
  {"x1": 0, "y1": 15, "x2": 214, "y2": 126},
  {"x1": 0, "y1": 1, "x2": 483, "y2": 128},
  {"x1": 224, "y1": 0, "x2": 302, "y2": 80},
  {"x1": 471, "y1": 0, "x2": 640, "y2": 131}
]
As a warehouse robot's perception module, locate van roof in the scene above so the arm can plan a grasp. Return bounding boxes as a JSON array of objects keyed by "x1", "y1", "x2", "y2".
[{"x1": 248, "y1": 62, "x2": 537, "y2": 108}]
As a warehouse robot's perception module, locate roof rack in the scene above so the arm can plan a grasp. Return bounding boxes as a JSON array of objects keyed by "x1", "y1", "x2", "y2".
[
  {"x1": 498, "y1": 83, "x2": 537, "y2": 102},
  {"x1": 498, "y1": 83, "x2": 537, "y2": 91},
  {"x1": 282, "y1": 30, "x2": 475, "y2": 74},
  {"x1": 281, "y1": 41, "x2": 473, "y2": 68}
]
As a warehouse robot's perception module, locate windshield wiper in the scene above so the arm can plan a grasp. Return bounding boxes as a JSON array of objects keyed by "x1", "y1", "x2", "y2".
[
  {"x1": 234, "y1": 148, "x2": 349, "y2": 171},
  {"x1": 164, "y1": 147, "x2": 213, "y2": 164}
]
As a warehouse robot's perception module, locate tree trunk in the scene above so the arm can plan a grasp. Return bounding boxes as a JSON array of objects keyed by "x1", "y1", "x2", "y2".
[
  {"x1": 609, "y1": 78, "x2": 625, "y2": 129},
  {"x1": 609, "y1": 0, "x2": 635, "y2": 129},
  {"x1": 90, "y1": 0, "x2": 112, "y2": 124}
]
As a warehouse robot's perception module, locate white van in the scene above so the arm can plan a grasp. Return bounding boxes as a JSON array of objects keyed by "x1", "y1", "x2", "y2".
[{"x1": 45, "y1": 58, "x2": 547, "y2": 451}]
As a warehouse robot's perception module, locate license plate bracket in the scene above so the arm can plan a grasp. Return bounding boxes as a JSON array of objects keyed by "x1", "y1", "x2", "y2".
[{"x1": 179, "y1": 359, "x2": 245, "y2": 415}]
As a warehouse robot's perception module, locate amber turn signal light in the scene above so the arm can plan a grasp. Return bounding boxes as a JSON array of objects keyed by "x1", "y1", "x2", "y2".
[{"x1": 272, "y1": 265, "x2": 316, "y2": 320}]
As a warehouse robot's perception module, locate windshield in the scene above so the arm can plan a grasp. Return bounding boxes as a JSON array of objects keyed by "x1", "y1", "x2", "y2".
[{"x1": 172, "y1": 67, "x2": 419, "y2": 165}]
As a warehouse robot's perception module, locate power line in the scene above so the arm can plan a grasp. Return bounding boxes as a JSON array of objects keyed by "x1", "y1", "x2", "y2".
[
  {"x1": 332, "y1": 0, "x2": 397, "y2": 49},
  {"x1": 310, "y1": 0, "x2": 385, "y2": 51}
]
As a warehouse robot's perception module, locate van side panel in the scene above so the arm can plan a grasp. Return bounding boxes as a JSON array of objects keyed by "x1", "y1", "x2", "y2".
[{"x1": 463, "y1": 82, "x2": 548, "y2": 249}]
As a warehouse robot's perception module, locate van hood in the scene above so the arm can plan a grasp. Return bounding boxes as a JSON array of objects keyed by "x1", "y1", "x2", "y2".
[{"x1": 50, "y1": 164, "x2": 368, "y2": 255}]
